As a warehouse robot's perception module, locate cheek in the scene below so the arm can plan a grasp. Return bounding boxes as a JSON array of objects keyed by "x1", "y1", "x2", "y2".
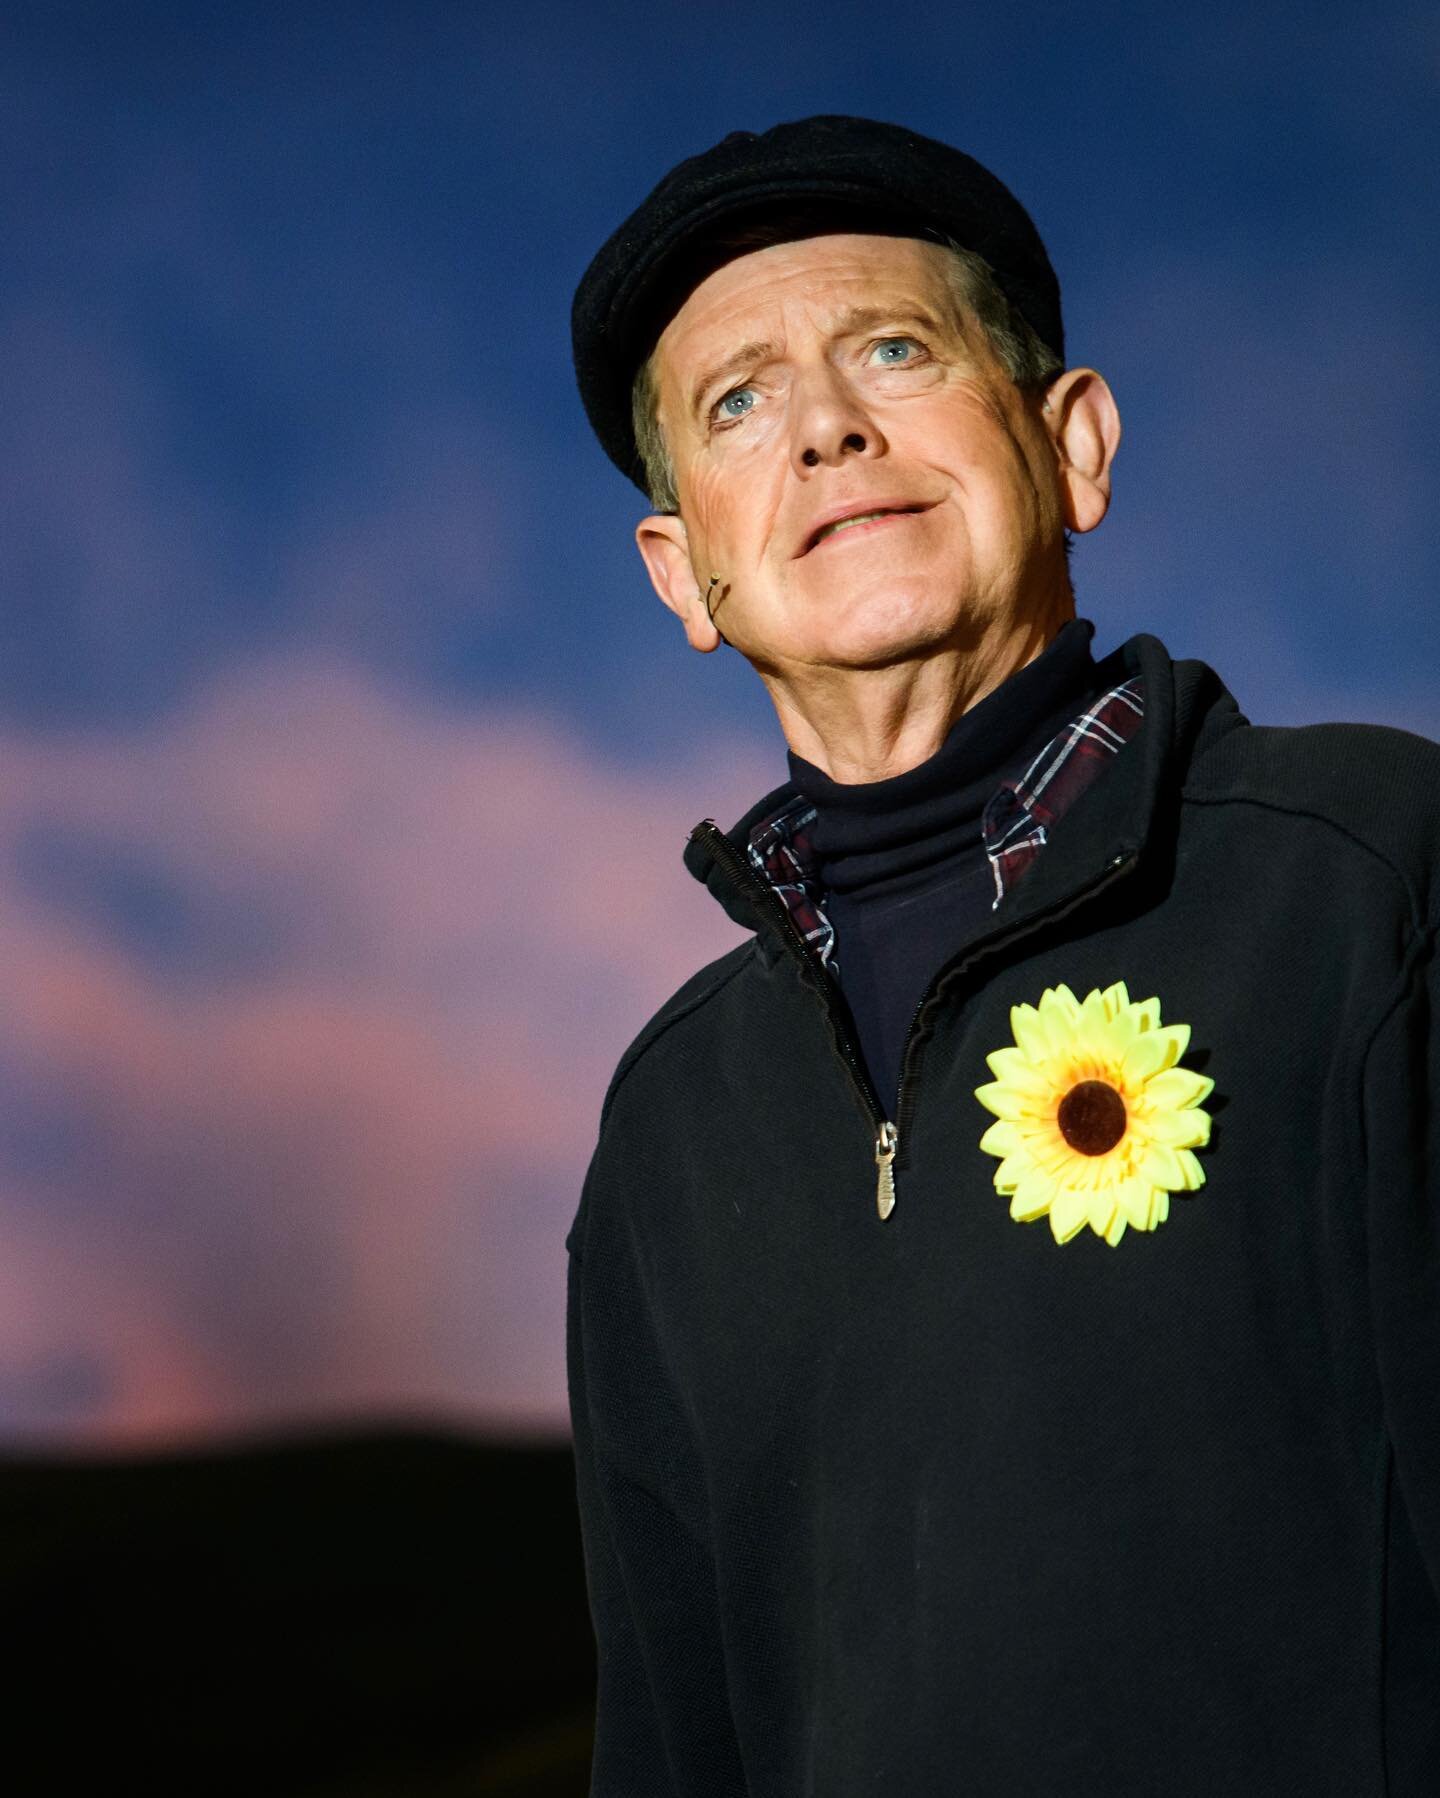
[
  {"x1": 946, "y1": 417, "x2": 1049, "y2": 534},
  {"x1": 685, "y1": 456, "x2": 777, "y2": 570}
]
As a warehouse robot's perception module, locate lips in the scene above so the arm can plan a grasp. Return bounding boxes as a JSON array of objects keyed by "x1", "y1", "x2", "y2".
[{"x1": 797, "y1": 501, "x2": 929, "y2": 557}]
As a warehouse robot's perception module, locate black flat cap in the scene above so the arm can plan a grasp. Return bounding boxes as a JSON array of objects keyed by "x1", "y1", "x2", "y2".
[{"x1": 572, "y1": 113, "x2": 1064, "y2": 496}]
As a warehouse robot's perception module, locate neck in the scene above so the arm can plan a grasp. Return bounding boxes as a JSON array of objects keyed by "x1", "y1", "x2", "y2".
[{"x1": 765, "y1": 603, "x2": 1073, "y2": 784}]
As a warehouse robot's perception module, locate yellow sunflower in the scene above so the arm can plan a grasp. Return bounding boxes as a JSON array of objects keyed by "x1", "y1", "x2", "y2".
[{"x1": 975, "y1": 981, "x2": 1213, "y2": 1247}]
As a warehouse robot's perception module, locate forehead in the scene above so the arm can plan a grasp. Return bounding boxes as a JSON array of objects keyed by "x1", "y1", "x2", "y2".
[{"x1": 652, "y1": 233, "x2": 958, "y2": 399}]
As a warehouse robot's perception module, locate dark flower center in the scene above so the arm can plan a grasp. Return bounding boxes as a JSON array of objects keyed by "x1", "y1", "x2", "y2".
[{"x1": 1056, "y1": 1079, "x2": 1127, "y2": 1155}]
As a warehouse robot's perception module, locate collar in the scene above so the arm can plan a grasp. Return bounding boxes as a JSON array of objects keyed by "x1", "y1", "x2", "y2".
[
  {"x1": 784, "y1": 617, "x2": 1102, "y2": 898},
  {"x1": 684, "y1": 633, "x2": 1249, "y2": 957}
]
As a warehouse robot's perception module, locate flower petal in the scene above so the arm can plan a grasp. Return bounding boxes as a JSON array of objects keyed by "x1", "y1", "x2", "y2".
[
  {"x1": 1078, "y1": 986, "x2": 1110, "y2": 1036},
  {"x1": 1144, "y1": 1107, "x2": 1212, "y2": 1149},
  {"x1": 1010, "y1": 1169, "x2": 1057, "y2": 1222},
  {"x1": 1024, "y1": 1133, "x2": 1077, "y2": 1179},
  {"x1": 1114, "y1": 1177, "x2": 1153, "y2": 1230},
  {"x1": 1140, "y1": 1142, "x2": 1187, "y2": 1189},
  {"x1": 1093, "y1": 1015, "x2": 1135, "y2": 1072},
  {"x1": 1119, "y1": 1032, "x2": 1166, "y2": 1084},
  {"x1": 1143, "y1": 1067, "x2": 1214, "y2": 1109},
  {"x1": 1103, "y1": 1209, "x2": 1128, "y2": 1246},
  {"x1": 1121, "y1": 1023, "x2": 1191, "y2": 1084},
  {"x1": 1041, "y1": 984, "x2": 1082, "y2": 1023},
  {"x1": 1175, "y1": 1149, "x2": 1206, "y2": 1190},
  {"x1": 975, "y1": 1080, "x2": 1025, "y2": 1119},
  {"x1": 979, "y1": 1119, "x2": 1023, "y2": 1158},
  {"x1": 1013, "y1": 1006, "x2": 1042, "y2": 1057},
  {"x1": 1049, "y1": 1186, "x2": 1089, "y2": 1242},
  {"x1": 994, "y1": 1149, "x2": 1040, "y2": 1192},
  {"x1": 985, "y1": 1046, "x2": 1054, "y2": 1094}
]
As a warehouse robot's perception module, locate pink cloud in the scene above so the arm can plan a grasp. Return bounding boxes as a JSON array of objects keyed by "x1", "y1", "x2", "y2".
[{"x1": 0, "y1": 655, "x2": 774, "y2": 1447}]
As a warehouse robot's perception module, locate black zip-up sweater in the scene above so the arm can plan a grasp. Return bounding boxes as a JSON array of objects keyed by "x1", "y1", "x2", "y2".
[{"x1": 567, "y1": 631, "x2": 1440, "y2": 1797}]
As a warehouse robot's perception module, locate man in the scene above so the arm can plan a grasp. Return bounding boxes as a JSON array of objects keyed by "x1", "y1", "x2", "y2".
[{"x1": 566, "y1": 116, "x2": 1440, "y2": 1795}]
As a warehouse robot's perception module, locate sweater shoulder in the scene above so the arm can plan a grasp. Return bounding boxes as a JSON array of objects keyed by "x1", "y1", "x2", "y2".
[
  {"x1": 597, "y1": 938, "x2": 759, "y2": 1131},
  {"x1": 568, "y1": 939, "x2": 760, "y2": 1258},
  {"x1": 1185, "y1": 716, "x2": 1440, "y2": 920}
]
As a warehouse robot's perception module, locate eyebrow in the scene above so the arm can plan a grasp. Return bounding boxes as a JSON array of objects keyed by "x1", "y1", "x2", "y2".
[
  {"x1": 688, "y1": 339, "x2": 778, "y2": 424},
  {"x1": 686, "y1": 305, "x2": 952, "y2": 423}
]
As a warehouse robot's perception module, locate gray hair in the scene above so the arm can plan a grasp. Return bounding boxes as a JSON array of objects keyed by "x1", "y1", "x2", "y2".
[{"x1": 630, "y1": 234, "x2": 1065, "y2": 515}]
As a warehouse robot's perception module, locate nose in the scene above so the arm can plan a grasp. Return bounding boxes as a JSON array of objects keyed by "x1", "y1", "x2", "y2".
[
  {"x1": 800, "y1": 435, "x2": 864, "y2": 468},
  {"x1": 790, "y1": 368, "x2": 886, "y2": 475}
]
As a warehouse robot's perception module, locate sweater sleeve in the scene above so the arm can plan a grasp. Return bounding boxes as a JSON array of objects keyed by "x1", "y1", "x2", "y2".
[
  {"x1": 1365, "y1": 922, "x2": 1440, "y2": 1599},
  {"x1": 567, "y1": 1157, "x2": 750, "y2": 1796}
]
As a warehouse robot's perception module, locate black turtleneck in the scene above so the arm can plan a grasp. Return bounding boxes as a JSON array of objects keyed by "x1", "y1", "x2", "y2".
[{"x1": 786, "y1": 617, "x2": 1103, "y2": 1117}]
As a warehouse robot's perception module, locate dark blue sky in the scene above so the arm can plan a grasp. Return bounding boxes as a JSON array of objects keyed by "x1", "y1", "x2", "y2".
[{"x1": 5, "y1": 0, "x2": 1438, "y2": 749}]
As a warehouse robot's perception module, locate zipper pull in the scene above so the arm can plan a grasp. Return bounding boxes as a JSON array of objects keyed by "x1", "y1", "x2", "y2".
[{"x1": 874, "y1": 1123, "x2": 898, "y2": 1220}]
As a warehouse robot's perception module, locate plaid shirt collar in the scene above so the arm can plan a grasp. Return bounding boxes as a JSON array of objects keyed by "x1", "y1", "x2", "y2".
[{"x1": 744, "y1": 676, "x2": 1146, "y2": 968}]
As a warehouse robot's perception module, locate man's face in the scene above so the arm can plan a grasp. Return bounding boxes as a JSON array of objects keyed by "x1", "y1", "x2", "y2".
[{"x1": 642, "y1": 232, "x2": 1082, "y2": 674}]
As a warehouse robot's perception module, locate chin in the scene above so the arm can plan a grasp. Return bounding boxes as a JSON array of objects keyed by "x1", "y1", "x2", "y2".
[{"x1": 807, "y1": 579, "x2": 977, "y2": 668}]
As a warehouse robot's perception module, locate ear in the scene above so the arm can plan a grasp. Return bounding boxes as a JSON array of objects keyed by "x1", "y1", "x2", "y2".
[
  {"x1": 635, "y1": 512, "x2": 723, "y2": 653},
  {"x1": 1042, "y1": 368, "x2": 1122, "y2": 535}
]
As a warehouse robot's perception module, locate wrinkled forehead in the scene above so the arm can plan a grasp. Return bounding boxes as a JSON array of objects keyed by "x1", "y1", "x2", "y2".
[{"x1": 652, "y1": 231, "x2": 961, "y2": 417}]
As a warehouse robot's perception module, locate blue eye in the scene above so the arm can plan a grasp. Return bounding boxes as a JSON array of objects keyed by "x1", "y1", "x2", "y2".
[
  {"x1": 717, "y1": 387, "x2": 756, "y2": 420},
  {"x1": 871, "y1": 337, "x2": 919, "y2": 364}
]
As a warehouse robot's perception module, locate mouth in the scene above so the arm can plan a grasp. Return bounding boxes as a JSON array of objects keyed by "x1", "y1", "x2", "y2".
[{"x1": 800, "y1": 503, "x2": 929, "y2": 556}]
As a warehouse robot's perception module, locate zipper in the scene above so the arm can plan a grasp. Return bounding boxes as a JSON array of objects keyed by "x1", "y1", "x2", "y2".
[
  {"x1": 691, "y1": 820, "x2": 891, "y2": 1125},
  {"x1": 874, "y1": 1122, "x2": 898, "y2": 1220},
  {"x1": 691, "y1": 819, "x2": 1138, "y2": 1223}
]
